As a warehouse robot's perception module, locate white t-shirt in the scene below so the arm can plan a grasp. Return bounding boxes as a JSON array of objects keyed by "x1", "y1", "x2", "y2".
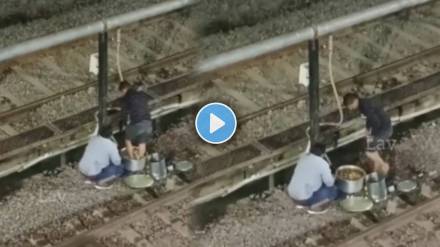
[
  {"x1": 287, "y1": 153, "x2": 335, "y2": 200},
  {"x1": 79, "y1": 136, "x2": 122, "y2": 176}
]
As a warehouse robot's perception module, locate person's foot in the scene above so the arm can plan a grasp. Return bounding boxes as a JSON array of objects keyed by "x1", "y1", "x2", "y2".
[
  {"x1": 307, "y1": 207, "x2": 329, "y2": 215},
  {"x1": 94, "y1": 182, "x2": 113, "y2": 190},
  {"x1": 307, "y1": 202, "x2": 331, "y2": 214},
  {"x1": 84, "y1": 179, "x2": 94, "y2": 185},
  {"x1": 296, "y1": 204, "x2": 306, "y2": 209}
]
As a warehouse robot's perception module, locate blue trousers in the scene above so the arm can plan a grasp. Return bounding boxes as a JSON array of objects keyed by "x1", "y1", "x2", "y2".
[
  {"x1": 296, "y1": 185, "x2": 343, "y2": 207},
  {"x1": 88, "y1": 164, "x2": 125, "y2": 183}
]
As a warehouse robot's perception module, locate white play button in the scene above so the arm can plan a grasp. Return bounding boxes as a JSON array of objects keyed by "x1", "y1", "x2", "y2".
[
  {"x1": 195, "y1": 103, "x2": 237, "y2": 144},
  {"x1": 209, "y1": 113, "x2": 225, "y2": 134}
]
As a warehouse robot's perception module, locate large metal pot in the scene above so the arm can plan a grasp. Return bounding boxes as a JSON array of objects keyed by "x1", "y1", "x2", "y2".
[
  {"x1": 121, "y1": 148, "x2": 146, "y2": 172},
  {"x1": 366, "y1": 173, "x2": 387, "y2": 203},
  {"x1": 150, "y1": 153, "x2": 167, "y2": 182},
  {"x1": 335, "y1": 165, "x2": 366, "y2": 194}
]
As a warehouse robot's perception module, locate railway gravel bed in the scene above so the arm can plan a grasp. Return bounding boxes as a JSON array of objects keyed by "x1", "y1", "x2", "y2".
[
  {"x1": 202, "y1": 8, "x2": 440, "y2": 112},
  {"x1": 395, "y1": 121, "x2": 440, "y2": 180},
  {"x1": 1, "y1": 67, "x2": 439, "y2": 246},
  {"x1": 1, "y1": 2, "x2": 440, "y2": 246},
  {"x1": 0, "y1": 166, "x2": 133, "y2": 242},
  {"x1": 0, "y1": 168, "x2": 193, "y2": 246},
  {"x1": 0, "y1": 0, "x2": 165, "y2": 48},
  {"x1": 193, "y1": 118, "x2": 440, "y2": 247},
  {"x1": 196, "y1": 0, "x2": 437, "y2": 57},
  {"x1": 168, "y1": 43, "x2": 440, "y2": 158},
  {"x1": 0, "y1": 17, "x2": 195, "y2": 113},
  {"x1": 194, "y1": 189, "x2": 351, "y2": 247},
  {"x1": 0, "y1": 51, "x2": 196, "y2": 139}
]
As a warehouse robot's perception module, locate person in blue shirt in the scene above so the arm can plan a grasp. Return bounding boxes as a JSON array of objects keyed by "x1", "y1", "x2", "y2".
[
  {"x1": 79, "y1": 124, "x2": 124, "y2": 189},
  {"x1": 343, "y1": 93, "x2": 392, "y2": 177},
  {"x1": 288, "y1": 143, "x2": 341, "y2": 213},
  {"x1": 119, "y1": 81, "x2": 153, "y2": 160}
]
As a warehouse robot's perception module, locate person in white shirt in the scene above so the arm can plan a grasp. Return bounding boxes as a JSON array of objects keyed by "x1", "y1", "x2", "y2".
[
  {"x1": 287, "y1": 143, "x2": 341, "y2": 210},
  {"x1": 79, "y1": 124, "x2": 124, "y2": 189}
]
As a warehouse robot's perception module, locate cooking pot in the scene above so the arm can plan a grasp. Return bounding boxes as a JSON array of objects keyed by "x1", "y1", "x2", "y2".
[
  {"x1": 150, "y1": 153, "x2": 167, "y2": 182},
  {"x1": 121, "y1": 148, "x2": 146, "y2": 172},
  {"x1": 336, "y1": 165, "x2": 366, "y2": 194}
]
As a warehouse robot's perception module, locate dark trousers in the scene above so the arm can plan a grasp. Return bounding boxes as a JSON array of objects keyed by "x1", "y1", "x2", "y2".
[
  {"x1": 87, "y1": 163, "x2": 125, "y2": 183},
  {"x1": 294, "y1": 185, "x2": 343, "y2": 207}
]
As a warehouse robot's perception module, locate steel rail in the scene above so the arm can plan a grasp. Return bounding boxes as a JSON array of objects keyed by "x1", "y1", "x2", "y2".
[
  {"x1": 57, "y1": 73, "x2": 440, "y2": 247},
  {"x1": 0, "y1": 48, "x2": 196, "y2": 121},
  {"x1": 190, "y1": 76, "x2": 440, "y2": 206},
  {"x1": 1, "y1": 44, "x2": 438, "y2": 178},
  {"x1": 237, "y1": 44, "x2": 440, "y2": 123},
  {"x1": 337, "y1": 195, "x2": 440, "y2": 246}
]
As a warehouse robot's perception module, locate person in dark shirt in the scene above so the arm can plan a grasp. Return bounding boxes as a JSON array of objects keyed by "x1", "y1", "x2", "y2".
[
  {"x1": 343, "y1": 93, "x2": 393, "y2": 176},
  {"x1": 119, "y1": 81, "x2": 153, "y2": 159}
]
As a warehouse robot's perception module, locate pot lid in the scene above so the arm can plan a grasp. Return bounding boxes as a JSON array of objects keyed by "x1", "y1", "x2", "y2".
[
  {"x1": 124, "y1": 174, "x2": 154, "y2": 189},
  {"x1": 175, "y1": 161, "x2": 194, "y2": 172},
  {"x1": 340, "y1": 196, "x2": 374, "y2": 213},
  {"x1": 396, "y1": 180, "x2": 417, "y2": 193}
]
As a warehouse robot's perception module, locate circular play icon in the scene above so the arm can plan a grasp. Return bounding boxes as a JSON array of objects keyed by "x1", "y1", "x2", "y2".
[{"x1": 195, "y1": 102, "x2": 237, "y2": 144}]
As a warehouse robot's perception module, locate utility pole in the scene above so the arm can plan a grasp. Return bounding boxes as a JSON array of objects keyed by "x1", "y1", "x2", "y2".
[
  {"x1": 98, "y1": 31, "x2": 108, "y2": 130},
  {"x1": 308, "y1": 38, "x2": 320, "y2": 146}
]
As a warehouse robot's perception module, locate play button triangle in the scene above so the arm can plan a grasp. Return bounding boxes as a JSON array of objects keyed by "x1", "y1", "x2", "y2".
[{"x1": 209, "y1": 113, "x2": 225, "y2": 134}]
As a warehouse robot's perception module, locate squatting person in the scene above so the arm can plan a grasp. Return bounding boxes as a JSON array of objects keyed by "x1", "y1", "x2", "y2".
[
  {"x1": 287, "y1": 143, "x2": 341, "y2": 213},
  {"x1": 343, "y1": 93, "x2": 393, "y2": 177},
  {"x1": 79, "y1": 124, "x2": 124, "y2": 189},
  {"x1": 119, "y1": 81, "x2": 153, "y2": 160}
]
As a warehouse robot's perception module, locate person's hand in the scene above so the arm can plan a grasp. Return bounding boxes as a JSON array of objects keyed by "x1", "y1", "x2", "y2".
[
  {"x1": 366, "y1": 128, "x2": 372, "y2": 137},
  {"x1": 119, "y1": 120, "x2": 126, "y2": 133},
  {"x1": 365, "y1": 128, "x2": 373, "y2": 145}
]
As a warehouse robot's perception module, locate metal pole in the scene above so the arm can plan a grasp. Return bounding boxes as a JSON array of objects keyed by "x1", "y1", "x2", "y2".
[
  {"x1": 308, "y1": 39, "x2": 320, "y2": 145},
  {"x1": 98, "y1": 32, "x2": 108, "y2": 129}
]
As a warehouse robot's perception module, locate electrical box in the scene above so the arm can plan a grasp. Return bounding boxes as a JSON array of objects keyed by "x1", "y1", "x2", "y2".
[
  {"x1": 89, "y1": 53, "x2": 99, "y2": 75},
  {"x1": 299, "y1": 62, "x2": 309, "y2": 87}
]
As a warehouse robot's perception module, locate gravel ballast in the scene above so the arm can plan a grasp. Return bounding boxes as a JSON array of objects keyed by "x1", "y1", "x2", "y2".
[
  {"x1": 0, "y1": 165, "x2": 134, "y2": 242},
  {"x1": 194, "y1": 118, "x2": 440, "y2": 246},
  {"x1": 0, "y1": 0, "x2": 164, "y2": 48},
  {"x1": 196, "y1": 0, "x2": 413, "y2": 57},
  {"x1": 194, "y1": 189, "x2": 351, "y2": 247}
]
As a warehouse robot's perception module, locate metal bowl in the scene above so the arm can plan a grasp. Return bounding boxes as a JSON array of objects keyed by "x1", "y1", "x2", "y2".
[
  {"x1": 340, "y1": 196, "x2": 373, "y2": 212},
  {"x1": 335, "y1": 165, "x2": 366, "y2": 194},
  {"x1": 124, "y1": 174, "x2": 154, "y2": 189},
  {"x1": 397, "y1": 179, "x2": 417, "y2": 193},
  {"x1": 121, "y1": 148, "x2": 146, "y2": 172}
]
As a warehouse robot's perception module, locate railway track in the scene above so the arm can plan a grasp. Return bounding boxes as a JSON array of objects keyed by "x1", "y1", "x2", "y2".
[
  {"x1": 338, "y1": 197, "x2": 440, "y2": 247},
  {"x1": 0, "y1": 16, "x2": 195, "y2": 137},
  {"x1": 269, "y1": 160, "x2": 440, "y2": 247},
  {"x1": 0, "y1": 16, "x2": 194, "y2": 109},
  {"x1": 61, "y1": 74, "x2": 440, "y2": 247},
  {"x1": 2, "y1": 4, "x2": 440, "y2": 246},
  {"x1": 0, "y1": 13, "x2": 199, "y2": 177},
  {"x1": 1, "y1": 43, "x2": 438, "y2": 246},
  {"x1": 2, "y1": 6, "x2": 439, "y2": 176},
  {"x1": 0, "y1": 48, "x2": 198, "y2": 178},
  {"x1": 336, "y1": 195, "x2": 440, "y2": 247}
]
